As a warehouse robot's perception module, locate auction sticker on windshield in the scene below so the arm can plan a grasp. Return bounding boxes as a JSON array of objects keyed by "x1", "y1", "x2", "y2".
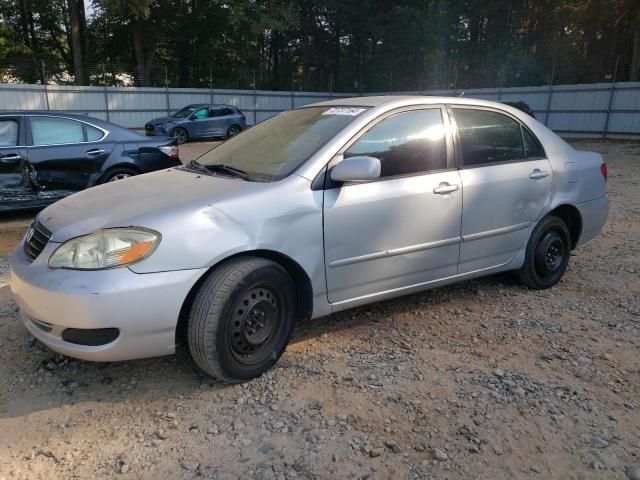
[{"x1": 322, "y1": 107, "x2": 366, "y2": 116}]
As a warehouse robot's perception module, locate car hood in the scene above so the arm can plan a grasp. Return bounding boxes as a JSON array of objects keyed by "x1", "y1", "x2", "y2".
[
  {"x1": 38, "y1": 168, "x2": 267, "y2": 242},
  {"x1": 148, "y1": 116, "x2": 178, "y2": 125}
]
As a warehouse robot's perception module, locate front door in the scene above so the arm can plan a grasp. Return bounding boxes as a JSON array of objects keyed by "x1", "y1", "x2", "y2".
[
  {"x1": 451, "y1": 107, "x2": 553, "y2": 273},
  {"x1": 0, "y1": 116, "x2": 34, "y2": 208},
  {"x1": 323, "y1": 107, "x2": 462, "y2": 304},
  {"x1": 188, "y1": 107, "x2": 211, "y2": 138}
]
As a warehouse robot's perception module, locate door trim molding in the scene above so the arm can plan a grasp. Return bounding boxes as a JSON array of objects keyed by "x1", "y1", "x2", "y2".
[
  {"x1": 329, "y1": 236, "x2": 461, "y2": 268},
  {"x1": 462, "y1": 221, "x2": 531, "y2": 243}
]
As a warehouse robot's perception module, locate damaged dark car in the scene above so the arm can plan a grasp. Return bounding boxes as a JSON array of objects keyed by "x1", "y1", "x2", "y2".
[{"x1": 0, "y1": 113, "x2": 181, "y2": 212}]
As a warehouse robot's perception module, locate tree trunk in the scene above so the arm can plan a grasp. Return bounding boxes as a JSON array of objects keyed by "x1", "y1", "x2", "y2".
[
  {"x1": 131, "y1": 19, "x2": 148, "y2": 86},
  {"x1": 631, "y1": 26, "x2": 640, "y2": 81},
  {"x1": 67, "y1": 0, "x2": 87, "y2": 85}
]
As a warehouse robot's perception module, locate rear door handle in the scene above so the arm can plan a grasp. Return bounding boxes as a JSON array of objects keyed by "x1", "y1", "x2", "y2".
[
  {"x1": 0, "y1": 154, "x2": 22, "y2": 165},
  {"x1": 529, "y1": 169, "x2": 549, "y2": 180},
  {"x1": 433, "y1": 182, "x2": 459, "y2": 195},
  {"x1": 86, "y1": 149, "x2": 106, "y2": 158}
]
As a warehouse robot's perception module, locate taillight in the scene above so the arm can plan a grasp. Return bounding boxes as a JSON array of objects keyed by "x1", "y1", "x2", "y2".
[
  {"x1": 159, "y1": 145, "x2": 179, "y2": 159},
  {"x1": 600, "y1": 162, "x2": 607, "y2": 182}
]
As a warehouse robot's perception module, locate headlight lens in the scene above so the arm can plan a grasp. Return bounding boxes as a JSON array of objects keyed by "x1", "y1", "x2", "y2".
[{"x1": 48, "y1": 228, "x2": 160, "y2": 270}]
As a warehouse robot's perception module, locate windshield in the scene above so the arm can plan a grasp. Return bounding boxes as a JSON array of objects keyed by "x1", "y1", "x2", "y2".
[
  {"x1": 195, "y1": 106, "x2": 369, "y2": 180},
  {"x1": 172, "y1": 106, "x2": 199, "y2": 118}
]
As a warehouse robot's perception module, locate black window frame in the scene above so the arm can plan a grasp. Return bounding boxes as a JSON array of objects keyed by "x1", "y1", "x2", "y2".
[
  {"x1": 448, "y1": 105, "x2": 547, "y2": 169},
  {"x1": 321, "y1": 105, "x2": 455, "y2": 189}
]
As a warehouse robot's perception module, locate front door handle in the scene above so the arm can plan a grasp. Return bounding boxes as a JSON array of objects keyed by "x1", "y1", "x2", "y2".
[
  {"x1": 0, "y1": 154, "x2": 22, "y2": 165},
  {"x1": 433, "y1": 182, "x2": 459, "y2": 195},
  {"x1": 529, "y1": 169, "x2": 549, "y2": 180},
  {"x1": 86, "y1": 149, "x2": 106, "y2": 158}
]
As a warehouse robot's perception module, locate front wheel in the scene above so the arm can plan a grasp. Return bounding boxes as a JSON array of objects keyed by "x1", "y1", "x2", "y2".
[
  {"x1": 188, "y1": 257, "x2": 295, "y2": 382},
  {"x1": 518, "y1": 215, "x2": 571, "y2": 289},
  {"x1": 171, "y1": 127, "x2": 188, "y2": 144}
]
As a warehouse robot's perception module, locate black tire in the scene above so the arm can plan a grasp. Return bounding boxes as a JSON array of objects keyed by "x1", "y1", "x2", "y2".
[
  {"x1": 188, "y1": 257, "x2": 295, "y2": 382},
  {"x1": 518, "y1": 215, "x2": 571, "y2": 289},
  {"x1": 226, "y1": 124, "x2": 241, "y2": 139},
  {"x1": 99, "y1": 166, "x2": 138, "y2": 184},
  {"x1": 171, "y1": 127, "x2": 188, "y2": 144}
]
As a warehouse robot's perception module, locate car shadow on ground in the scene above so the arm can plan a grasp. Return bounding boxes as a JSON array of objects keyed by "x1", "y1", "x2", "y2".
[{"x1": 0, "y1": 271, "x2": 524, "y2": 419}]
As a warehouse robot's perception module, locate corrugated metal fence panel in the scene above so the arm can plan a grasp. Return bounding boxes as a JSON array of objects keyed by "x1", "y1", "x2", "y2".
[
  {"x1": 1, "y1": 82, "x2": 638, "y2": 135},
  {"x1": 0, "y1": 83, "x2": 47, "y2": 110}
]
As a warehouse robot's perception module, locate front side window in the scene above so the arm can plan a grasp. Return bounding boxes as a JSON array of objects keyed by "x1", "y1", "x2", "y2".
[
  {"x1": 30, "y1": 117, "x2": 84, "y2": 146},
  {"x1": 344, "y1": 109, "x2": 447, "y2": 177},
  {"x1": 192, "y1": 108, "x2": 209, "y2": 119},
  {"x1": 0, "y1": 119, "x2": 19, "y2": 147},
  {"x1": 195, "y1": 106, "x2": 369, "y2": 180},
  {"x1": 453, "y1": 109, "x2": 524, "y2": 166},
  {"x1": 172, "y1": 106, "x2": 198, "y2": 118}
]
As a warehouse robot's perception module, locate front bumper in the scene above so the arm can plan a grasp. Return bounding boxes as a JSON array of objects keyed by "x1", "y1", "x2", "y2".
[
  {"x1": 145, "y1": 124, "x2": 166, "y2": 136},
  {"x1": 10, "y1": 241, "x2": 207, "y2": 362},
  {"x1": 576, "y1": 194, "x2": 609, "y2": 247}
]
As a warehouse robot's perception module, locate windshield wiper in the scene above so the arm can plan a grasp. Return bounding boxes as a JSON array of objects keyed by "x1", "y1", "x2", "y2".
[
  {"x1": 184, "y1": 159, "x2": 212, "y2": 175},
  {"x1": 204, "y1": 164, "x2": 253, "y2": 181}
]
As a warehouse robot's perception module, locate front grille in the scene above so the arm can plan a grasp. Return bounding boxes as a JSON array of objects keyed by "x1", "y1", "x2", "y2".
[
  {"x1": 23, "y1": 219, "x2": 52, "y2": 262},
  {"x1": 145, "y1": 124, "x2": 154, "y2": 132}
]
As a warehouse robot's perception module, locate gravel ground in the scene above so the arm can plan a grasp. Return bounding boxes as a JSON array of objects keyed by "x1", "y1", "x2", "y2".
[{"x1": 0, "y1": 140, "x2": 638, "y2": 480}]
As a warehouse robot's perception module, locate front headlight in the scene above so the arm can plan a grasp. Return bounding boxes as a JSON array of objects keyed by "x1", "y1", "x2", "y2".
[{"x1": 48, "y1": 228, "x2": 161, "y2": 270}]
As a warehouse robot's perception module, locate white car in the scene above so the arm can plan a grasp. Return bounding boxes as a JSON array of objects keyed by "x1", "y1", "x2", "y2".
[{"x1": 10, "y1": 96, "x2": 609, "y2": 382}]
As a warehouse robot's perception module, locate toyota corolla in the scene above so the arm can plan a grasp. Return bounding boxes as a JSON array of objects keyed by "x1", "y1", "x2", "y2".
[{"x1": 10, "y1": 96, "x2": 609, "y2": 382}]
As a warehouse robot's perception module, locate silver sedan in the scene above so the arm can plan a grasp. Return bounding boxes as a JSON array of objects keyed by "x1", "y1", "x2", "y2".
[{"x1": 10, "y1": 96, "x2": 609, "y2": 382}]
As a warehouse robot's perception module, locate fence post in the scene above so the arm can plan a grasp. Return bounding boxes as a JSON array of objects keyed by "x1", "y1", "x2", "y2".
[
  {"x1": 329, "y1": 72, "x2": 333, "y2": 99},
  {"x1": 164, "y1": 66, "x2": 170, "y2": 116},
  {"x1": 497, "y1": 69, "x2": 503, "y2": 101},
  {"x1": 253, "y1": 70, "x2": 257, "y2": 125},
  {"x1": 102, "y1": 64, "x2": 110, "y2": 122},
  {"x1": 603, "y1": 56, "x2": 619, "y2": 139},
  {"x1": 209, "y1": 66, "x2": 214, "y2": 104},
  {"x1": 41, "y1": 61, "x2": 50, "y2": 111},
  {"x1": 290, "y1": 71, "x2": 294, "y2": 110},
  {"x1": 544, "y1": 59, "x2": 556, "y2": 127}
]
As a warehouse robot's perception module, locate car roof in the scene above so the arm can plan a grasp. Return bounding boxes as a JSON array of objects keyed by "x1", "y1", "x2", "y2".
[
  {"x1": 305, "y1": 95, "x2": 514, "y2": 109},
  {"x1": 183, "y1": 104, "x2": 235, "y2": 109}
]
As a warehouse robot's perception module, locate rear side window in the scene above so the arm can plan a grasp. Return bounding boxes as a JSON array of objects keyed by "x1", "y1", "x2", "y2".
[
  {"x1": 86, "y1": 124, "x2": 104, "y2": 141},
  {"x1": 0, "y1": 119, "x2": 19, "y2": 146},
  {"x1": 30, "y1": 117, "x2": 84, "y2": 146},
  {"x1": 344, "y1": 109, "x2": 447, "y2": 177},
  {"x1": 453, "y1": 109, "x2": 524, "y2": 166},
  {"x1": 523, "y1": 127, "x2": 545, "y2": 159}
]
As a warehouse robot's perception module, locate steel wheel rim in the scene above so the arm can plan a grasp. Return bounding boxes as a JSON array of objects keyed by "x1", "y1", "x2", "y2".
[
  {"x1": 535, "y1": 230, "x2": 565, "y2": 277},
  {"x1": 228, "y1": 285, "x2": 282, "y2": 365},
  {"x1": 108, "y1": 173, "x2": 131, "y2": 182},
  {"x1": 228, "y1": 126, "x2": 240, "y2": 137}
]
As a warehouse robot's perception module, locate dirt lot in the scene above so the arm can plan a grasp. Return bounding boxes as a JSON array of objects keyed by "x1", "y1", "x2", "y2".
[{"x1": 0, "y1": 140, "x2": 638, "y2": 480}]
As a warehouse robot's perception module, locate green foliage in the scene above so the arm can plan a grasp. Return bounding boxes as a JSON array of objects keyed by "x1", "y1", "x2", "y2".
[{"x1": 0, "y1": 0, "x2": 638, "y2": 89}]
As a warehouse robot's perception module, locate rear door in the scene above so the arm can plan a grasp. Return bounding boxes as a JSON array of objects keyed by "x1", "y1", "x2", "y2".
[
  {"x1": 207, "y1": 107, "x2": 234, "y2": 136},
  {"x1": 26, "y1": 116, "x2": 113, "y2": 198},
  {"x1": 323, "y1": 107, "x2": 462, "y2": 304},
  {"x1": 451, "y1": 107, "x2": 553, "y2": 273},
  {"x1": 0, "y1": 116, "x2": 33, "y2": 207},
  {"x1": 188, "y1": 107, "x2": 211, "y2": 138}
]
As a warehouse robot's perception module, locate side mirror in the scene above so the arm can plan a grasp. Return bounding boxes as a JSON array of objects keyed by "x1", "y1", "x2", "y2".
[{"x1": 330, "y1": 156, "x2": 381, "y2": 183}]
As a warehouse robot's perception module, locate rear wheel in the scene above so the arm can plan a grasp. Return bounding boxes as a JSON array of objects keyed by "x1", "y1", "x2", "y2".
[
  {"x1": 188, "y1": 257, "x2": 295, "y2": 382},
  {"x1": 100, "y1": 167, "x2": 138, "y2": 183},
  {"x1": 171, "y1": 127, "x2": 188, "y2": 144},
  {"x1": 518, "y1": 215, "x2": 571, "y2": 289},
  {"x1": 226, "y1": 124, "x2": 241, "y2": 139}
]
